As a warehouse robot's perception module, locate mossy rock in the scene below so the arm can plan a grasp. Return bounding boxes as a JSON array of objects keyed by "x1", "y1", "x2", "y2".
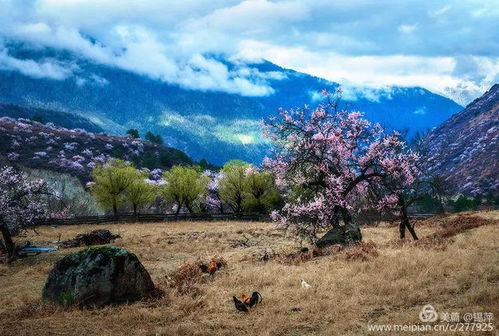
[{"x1": 42, "y1": 246, "x2": 155, "y2": 307}]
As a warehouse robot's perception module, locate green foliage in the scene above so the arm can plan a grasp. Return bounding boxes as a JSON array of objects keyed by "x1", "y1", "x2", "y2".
[
  {"x1": 90, "y1": 159, "x2": 138, "y2": 214},
  {"x1": 123, "y1": 171, "x2": 157, "y2": 214},
  {"x1": 145, "y1": 131, "x2": 163, "y2": 145},
  {"x1": 161, "y1": 166, "x2": 209, "y2": 213},
  {"x1": 243, "y1": 169, "x2": 282, "y2": 213},
  {"x1": 126, "y1": 128, "x2": 140, "y2": 139},
  {"x1": 219, "y1": 160, "x2": 250, "y2": 213},
  {"x1": 31, "y1": 114, "x2": 44, "y2": 123},
  {"x1": 414, "y1": 194, "x2": 444, "y2": 213},
  {"x1": 160, "y1": 151, "x2": 192, "y2": 166},
  {"x1": 197, "y1": 158, "x2": 218, "y2": 171},
  {"x1": 130, "y1": 148, "x2": 192, "y2": 171},
  {"x1": 219, "y1": 160, "x2": 281, "y2": 214},
  {"x1": 484, "y1": 193, "x2": 499, "y2": 206},
  {"x1": 450, "y1": 195, "x2": 479, "y2": 212}
]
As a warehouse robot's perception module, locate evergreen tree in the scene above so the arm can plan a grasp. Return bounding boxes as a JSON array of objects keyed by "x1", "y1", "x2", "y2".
[{"x1": 126, "y1": 128, "x2": 140, "y2": 139}]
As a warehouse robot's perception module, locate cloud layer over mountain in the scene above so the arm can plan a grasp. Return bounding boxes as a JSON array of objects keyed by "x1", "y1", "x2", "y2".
[{"x1": 0, "y1": 0, "x2": 497, "y2": 103}]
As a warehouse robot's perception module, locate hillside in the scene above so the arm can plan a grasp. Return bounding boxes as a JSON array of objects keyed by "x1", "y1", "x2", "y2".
[
  {"x1": 0, "y1": 116, "x2": 192, "y2": 182},
  {"x1": 423, "y1": 84, "x2": 499, "y2": 195},
  {"x1": 0, "y1": 46, "x2": 462, "y2": 164},
  {"x1": 0, "y1": 102, "x2": 103, "y2": 133}
]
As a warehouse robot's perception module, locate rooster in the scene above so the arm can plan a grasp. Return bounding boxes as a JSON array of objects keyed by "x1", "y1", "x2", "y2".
[
  {"x1": 233, "y1": 296, "x2": 249, "y2": 312},
  {"x1": 199, "y1": 259, "x2": 224, "y2": 275},
  {"x1": 207, "y1": 260, "x2": 218, "y2": 274},
  {"x1": 247, "y1": 291, "x2": 262, "y2": 307},
  {"x1": 233, "y1": 292, "x2": 262, "y2": 312}
]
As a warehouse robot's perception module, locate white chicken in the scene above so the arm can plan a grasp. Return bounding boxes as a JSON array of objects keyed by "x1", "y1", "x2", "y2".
[{"x1": 300, "y1": 279, "x2": 312, "y2": 289}]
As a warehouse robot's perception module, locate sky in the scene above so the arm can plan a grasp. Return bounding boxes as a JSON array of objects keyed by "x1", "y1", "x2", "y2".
[{"x1": 0, "y1": 0, "x2": 498, "y2": 105}]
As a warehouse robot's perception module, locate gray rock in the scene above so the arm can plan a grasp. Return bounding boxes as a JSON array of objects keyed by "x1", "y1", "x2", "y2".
[
  {"x1": 42, "y1": 246, "x2": 156, "y2": 307},
  {"x1": 315, "y1": 223, "x2": 362, "y2": 248},
  {"x1": 60, "y1": 229, "x2": 120, "y2": 248}
]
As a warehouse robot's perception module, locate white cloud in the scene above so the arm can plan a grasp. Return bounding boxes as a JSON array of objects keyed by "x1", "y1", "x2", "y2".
[
  {"x1": 0, "y1": 0, "x2": 497, "y2": 102},
  {"x1": 339, "y1": 85, "x2": 395, "y2": 103},
  {"x1": 238, "y1": 41, "x2": 498, "y2": 104},
  {"x1": 429, "y1": 5, "x2": 451, "y2": 17},
  {"x1": 413, "y1": 107, "x2": 427, "y2": 115},
  {"x1": 0, "y1": 47, "x2": 74, "y2": 80},
  {"x1": 398, "y1": 24, "x2": 418, "y2": 34}
]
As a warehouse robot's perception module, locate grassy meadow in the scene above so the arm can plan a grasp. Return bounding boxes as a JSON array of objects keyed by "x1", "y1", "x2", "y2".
[{"x1": 0, "y1": 211, "x2": 498, "y2": 336}]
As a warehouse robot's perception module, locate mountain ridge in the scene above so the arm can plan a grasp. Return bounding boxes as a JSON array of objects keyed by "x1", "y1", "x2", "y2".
[
  {"x1": 423, "y1": 84, "x2": 498, "y2": 195},
  {"x1": 0, "y1": 102, "x2": 104, "y2": 133}
]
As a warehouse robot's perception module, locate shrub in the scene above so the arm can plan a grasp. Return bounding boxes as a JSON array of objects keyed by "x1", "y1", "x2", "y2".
[
  {"x1": 337, "y1": 242, "x2": 379, "y2": 261},
  {"x1": 167, "y1": 262, "x2": 205, "y2": 297}
]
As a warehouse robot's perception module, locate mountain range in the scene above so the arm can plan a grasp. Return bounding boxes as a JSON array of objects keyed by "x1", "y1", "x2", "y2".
[
  {"x1": 0, "y1": 45, "x2": 462, "y2": 165},
  {"x1": 423, "y1": 84, "x2": 498, "y2": 196}
]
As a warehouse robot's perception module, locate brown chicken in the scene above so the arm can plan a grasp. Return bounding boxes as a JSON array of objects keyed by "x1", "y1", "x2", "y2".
[
  {"x1": 199, "y1": 259, "x2": 223, "y2": 275},
  {"x1": 207, "y1": 260, "x2": 218, "y2": 274}
]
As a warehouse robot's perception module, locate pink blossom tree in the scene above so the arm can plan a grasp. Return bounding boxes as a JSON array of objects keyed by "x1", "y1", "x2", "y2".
[
  {"x1": 0, "y1": 166, "x2": 50, "y2": 258},
  {"x1": 263, "y1": 91, "x2": 420, "y2": 243},
  {"x1": 203, "y1": 170, "x2": 224, "y2": 213}
]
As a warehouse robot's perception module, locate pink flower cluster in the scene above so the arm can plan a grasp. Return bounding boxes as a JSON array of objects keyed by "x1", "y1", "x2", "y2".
[{"x1": 0, "y1": 166, "x2": 49, "y2": 229}]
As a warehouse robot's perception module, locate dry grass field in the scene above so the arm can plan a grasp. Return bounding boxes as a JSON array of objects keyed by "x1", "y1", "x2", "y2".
[{"x1": 0, "y1": 211, "x2": 498, "y2": 336}]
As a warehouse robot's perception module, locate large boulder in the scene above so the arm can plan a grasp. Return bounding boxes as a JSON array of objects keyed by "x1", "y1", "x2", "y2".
[
  {"x1": 42, "y1": 246, "x2": 156, "y2": 307},
  {"x1": 315, "y1": 223, "x2": 362, "y2": 248}
]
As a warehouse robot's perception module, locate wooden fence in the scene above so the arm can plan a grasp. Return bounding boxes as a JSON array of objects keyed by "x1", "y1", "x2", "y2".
[
  {"x1": 33, "y1": 213, "x2": 271, "y2": 226},
  {"x1": 33, "y1": 212, "x2": 436, "y2": 227}
]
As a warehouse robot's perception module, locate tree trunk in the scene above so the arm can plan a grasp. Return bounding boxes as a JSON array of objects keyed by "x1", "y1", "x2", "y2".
[
  {"x1": 340, "y1": 207, "x2": 353, "y2": 225},
  {"x1": 175, "y1": 202, "x2": 182, "y2": 215},
  {"x1": 0, "y1": 220, "x2": 15, "y2": 258},
  {"x1": 399, "y1": 221, "x2": 406, "y2": 239},
  {"x1": 185, "y1": 203, "x2": 194, "y2": 213},
  {"x1": 133, "y1": 204, "x2": 137, "y2": 216},
  {"x1": 112, "y1": 200, "x2": 118, "y2": 216},
  {"x1": 438, "y1": 197, "x2": 445, "y2": 214},
  {"x1": 406, "y1": 220, "x2": 419, "y2": 240},
  {"x1": 330, "y1": 206, "x2": 341, "y2": 228},
  {"x1": 399, "y1": 198, "x2": 418, "y2": 240},
  {"x1": 236, "y1": 199, "x2": 242, "y2": 214}
]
